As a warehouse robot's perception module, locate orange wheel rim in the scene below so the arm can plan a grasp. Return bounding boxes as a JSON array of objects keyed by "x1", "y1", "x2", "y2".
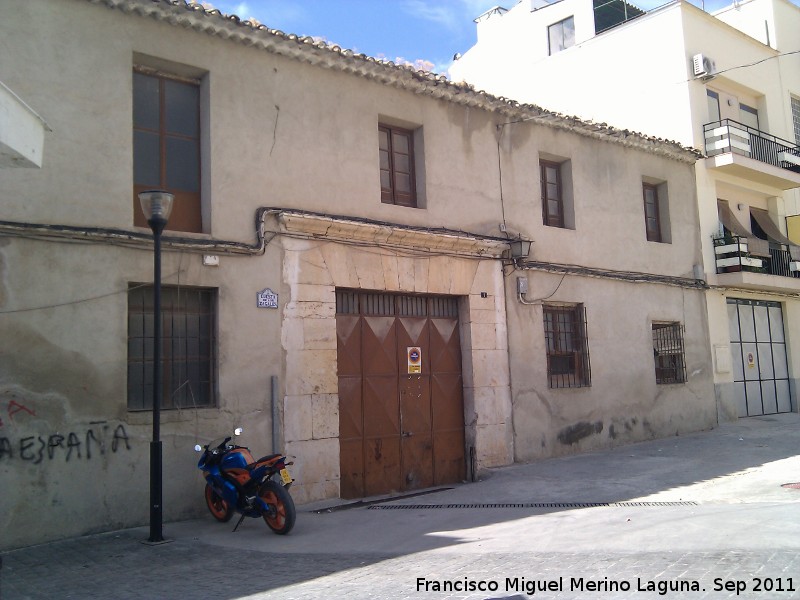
[
  {"x1": 262, "y1": 491, "x2": 286, "y2": 528},
  {"x1": 206, "y1": 487, "x2": 228, "y2": 518}
]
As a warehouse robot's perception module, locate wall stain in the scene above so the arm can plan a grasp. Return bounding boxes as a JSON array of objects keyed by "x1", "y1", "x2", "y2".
[
  {"x1": 0, "y1": 322, "x2": 116, "y2": 418},
  {"x1": 558, "y1": 421, "x2": 604, "y2": 445}
]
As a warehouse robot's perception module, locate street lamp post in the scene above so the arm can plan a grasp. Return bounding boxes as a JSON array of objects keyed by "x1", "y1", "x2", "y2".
[{"x1": 138, "y1": 190, "x2": 174, "y2": 544}]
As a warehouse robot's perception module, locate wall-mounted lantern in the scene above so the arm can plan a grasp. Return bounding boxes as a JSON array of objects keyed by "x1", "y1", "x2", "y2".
[{"x1": 508, "y1": 236, "x2": 532, "y2": 261}]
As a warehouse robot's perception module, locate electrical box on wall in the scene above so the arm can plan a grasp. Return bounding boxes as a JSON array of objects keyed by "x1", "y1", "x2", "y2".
[
  {"x1": 517, "y1": 276, "x2": 528, "y2": 294},
  {"x1": 714, "y1": 344, "x2": 731, "y2": 374}
]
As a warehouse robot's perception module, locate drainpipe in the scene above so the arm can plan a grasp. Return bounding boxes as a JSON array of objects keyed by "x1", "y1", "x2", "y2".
[{"x1": 271, "y1": 375, "x2": 281, "y2": 453}]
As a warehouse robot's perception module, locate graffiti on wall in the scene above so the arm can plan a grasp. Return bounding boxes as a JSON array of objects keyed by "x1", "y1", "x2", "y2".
[
  {"x1": 0, "y1": 399, "x2": 37, "y2": 427},
  {"x1": 0, "y1": 396, "x2": 132, "y2": 464}
]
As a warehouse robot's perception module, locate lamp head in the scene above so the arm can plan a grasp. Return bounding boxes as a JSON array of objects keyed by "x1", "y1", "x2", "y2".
[
  {"x1": 508, "y1": 236, "x2": 532, "y2": 261},
  {"x1": 138, "y1": 190, "x2": 174, "y2": 231}
]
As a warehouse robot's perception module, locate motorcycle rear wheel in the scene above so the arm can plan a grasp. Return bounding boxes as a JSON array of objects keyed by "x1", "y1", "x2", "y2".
[
  {"x1": 205, "y1": 483, "x2": 234, "y2": 522},
  {"x1": 259, "y1": 480, "x2": 296, "y2": 535}
]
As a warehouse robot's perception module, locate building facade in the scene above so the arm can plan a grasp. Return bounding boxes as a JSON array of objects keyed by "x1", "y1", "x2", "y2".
[
  {"x1": 1, "y1": 0, "x2": 711, "y2": 549},
  {"x1": 451, "y1": 0, "x2": 800, "y2": 421}
]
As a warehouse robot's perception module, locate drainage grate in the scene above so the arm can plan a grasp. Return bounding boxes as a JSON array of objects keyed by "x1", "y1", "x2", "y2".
[
  {"x1": 368, "y1": 501, "x2": 697, "y2": 510},
  {"x1": 311, "y1": 488, "x2": 455, "y2": 513},
  {"x1": 781, "y1": 482, "x2": 800, "y2": 490}
]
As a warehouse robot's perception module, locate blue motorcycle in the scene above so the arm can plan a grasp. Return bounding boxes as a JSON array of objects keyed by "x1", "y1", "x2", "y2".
[{"x1": 195, "y1": 428, "x2": 296, "y2": 534}]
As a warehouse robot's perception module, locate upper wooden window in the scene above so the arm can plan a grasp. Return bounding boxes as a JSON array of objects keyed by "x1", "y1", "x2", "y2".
[
  {"x1": 379, "y1": 124, "x2": 416, "y2": 207},
  {"x1": 643, "y1": 183, "x2": 662, "y2": 242},
  {"x1": 541, "y1": 160, "x2": 565, "y2": 228},
  {"x1": 133, "y1": 68, "x2": 202, "y2": 232}
]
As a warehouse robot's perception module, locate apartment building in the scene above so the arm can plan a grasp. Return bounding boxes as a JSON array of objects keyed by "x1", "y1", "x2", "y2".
[
  {"x1": 451, "y1": 0, "x2": 800, "y2": 420},
  {"x1": 0, "y1": 0, "x2": 711, "y2": 549}
]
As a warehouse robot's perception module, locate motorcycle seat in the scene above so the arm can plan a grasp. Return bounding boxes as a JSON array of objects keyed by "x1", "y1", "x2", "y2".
[{"x1": 247, "y1": 454, "x2": 281, "y2": 470}]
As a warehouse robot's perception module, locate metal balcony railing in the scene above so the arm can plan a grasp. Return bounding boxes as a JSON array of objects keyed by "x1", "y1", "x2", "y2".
[
  {"x1": 713, "y1": 235, "x2": 800, "y2": 278},
  {"x1": 704, "y1": 119, "x2": 800, "y2": 173},
  {"x1": 767, "y1": 246, "x2": 800, "y2": 278}
]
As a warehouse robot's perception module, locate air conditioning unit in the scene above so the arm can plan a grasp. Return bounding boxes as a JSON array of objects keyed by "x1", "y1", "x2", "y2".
[{"x1": 692, "y1": 53, "x2": 716, "y2": 77}]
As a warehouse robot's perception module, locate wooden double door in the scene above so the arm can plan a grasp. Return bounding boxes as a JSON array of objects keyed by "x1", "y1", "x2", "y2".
[{"x1": 336, "y1": 291, "x2": 465, "y2": 498}]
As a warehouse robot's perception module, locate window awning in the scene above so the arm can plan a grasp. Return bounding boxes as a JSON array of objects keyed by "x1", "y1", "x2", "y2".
[
  {"x1": 750, "y1": 207, "x2": 795, "y2": 246},
  {"x1": 717, "y1": 200, "x2": 771, "y2": 257},
  {"x1": 717, "y1": 199, "x2": 751, "y2": 238}
]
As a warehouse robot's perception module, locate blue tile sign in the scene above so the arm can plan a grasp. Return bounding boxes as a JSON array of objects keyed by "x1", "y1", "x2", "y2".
[{"x1": 257, "y1": 288, "x2": 278, "y2": 309}]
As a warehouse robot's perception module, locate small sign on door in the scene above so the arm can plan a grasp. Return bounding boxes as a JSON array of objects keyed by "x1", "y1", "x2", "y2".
[
  {"x1": 746, "y1": 352, "x2": 756, "y2": 369},
  {"x1": 407, "y1": 346, "x2": 422, "y2": 374}
]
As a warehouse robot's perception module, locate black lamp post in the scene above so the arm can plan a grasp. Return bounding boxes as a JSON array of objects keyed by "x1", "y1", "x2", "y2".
[{"x1": 138, "y1": 190, "x2": 174, "y2": 544}]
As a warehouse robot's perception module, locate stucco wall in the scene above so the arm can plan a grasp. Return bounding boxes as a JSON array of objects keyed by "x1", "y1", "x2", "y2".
[
  {"x1": 0, "y1": 235, "x2": 285, "y2": 549},
  {"x1": 452, "y1": 3, "x2": 695, "y2": 143},
  {"x1": 507, "y1": 272, "x2": 715, "y2": 461}
]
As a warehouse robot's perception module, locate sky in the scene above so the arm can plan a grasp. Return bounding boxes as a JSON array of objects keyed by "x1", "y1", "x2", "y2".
[{"x1": 207, "y1": 0, "x2": 798, "y2": 75}]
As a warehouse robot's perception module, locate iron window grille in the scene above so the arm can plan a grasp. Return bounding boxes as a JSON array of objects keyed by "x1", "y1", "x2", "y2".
[
  {"x1": 128, "y1": 285, "x2": 217, "y2": 410},
  {"x1": 336, "y1": 290, "x2": 459, "y2": 318},
  {"x1": 543, "y1": 304, "x2": 591, "y2": 388},
  {"x1": 652, "y1": 322, "x2": 686, "y2": 384}
]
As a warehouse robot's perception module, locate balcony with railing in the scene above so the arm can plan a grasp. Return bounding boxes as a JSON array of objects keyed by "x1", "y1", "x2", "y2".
[
  {"x1": 704, "y1": 119, "x2": 800, "y2": 190},
  {"x1": 713, "y1": 234, "x2": 800, "y2": 292}
]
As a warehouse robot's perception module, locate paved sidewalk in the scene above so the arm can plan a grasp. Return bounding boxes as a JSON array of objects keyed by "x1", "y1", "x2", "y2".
[{"x1": 3, "y1": 414, "x2": 800, "y2": 599}]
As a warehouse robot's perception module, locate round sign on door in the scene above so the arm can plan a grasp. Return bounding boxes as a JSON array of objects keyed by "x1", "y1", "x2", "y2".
[{"x1": 407, "y1": 346, "x2": 422, "y2": 374}]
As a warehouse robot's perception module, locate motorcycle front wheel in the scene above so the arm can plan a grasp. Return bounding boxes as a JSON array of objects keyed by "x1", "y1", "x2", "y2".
[
  {"x1": 205, "y1": 483, "x2": 234, "y2": 522},
  {"x1": 259, "y1": 480, "x2": 296, "y2": 535}
]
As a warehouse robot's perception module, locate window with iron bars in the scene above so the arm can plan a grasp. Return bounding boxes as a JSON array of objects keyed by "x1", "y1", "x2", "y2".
[
  {"x1": 128, "y1": 285, "x2": 217, "y2": 410},
  {"x1": 336, "y1": 290, "x2": 459, "y2": 318},
  {"x1": 543, "y1": 304, "x2": 591, "y2": 388},
  {"x1": 652, "y1": 322, "x2": 686, "y2": 384}
]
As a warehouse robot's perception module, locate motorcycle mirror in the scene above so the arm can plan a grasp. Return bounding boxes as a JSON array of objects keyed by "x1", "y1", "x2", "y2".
[
  {"x1": 194, "y1": 444, "x2": 202, "y2": 452},
  {"x1": 234, "y1": 427, "x2": 243, "y2": 436}
]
